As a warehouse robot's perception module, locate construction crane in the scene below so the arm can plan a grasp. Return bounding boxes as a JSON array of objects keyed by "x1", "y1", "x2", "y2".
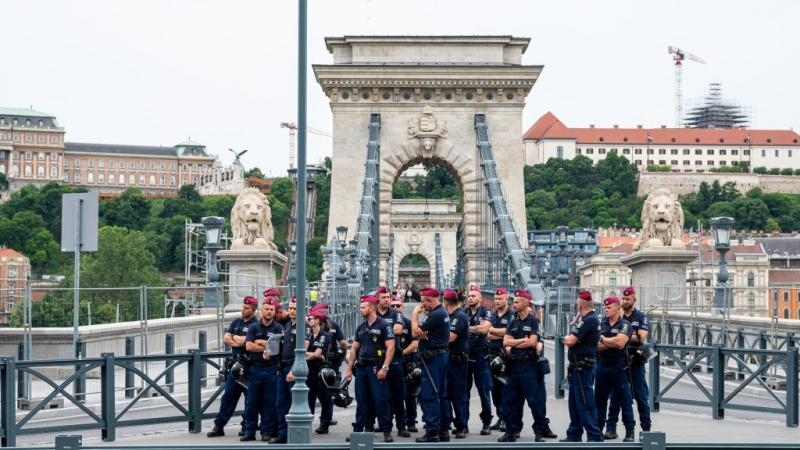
[
  {"x1": 280, "y1": 122, "x2": 332, "y2": 169},
  {"x1": 668, "y1": 46, "x2": 706, "y2": 127}
]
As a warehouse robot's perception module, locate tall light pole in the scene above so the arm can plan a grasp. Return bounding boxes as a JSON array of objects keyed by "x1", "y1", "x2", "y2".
[
  {"x1": 286, "y1": 0, "x2": 313, "y2": 443},
  {"x1": 711, "y1": 217, "x2": 734, "y2": 315}
]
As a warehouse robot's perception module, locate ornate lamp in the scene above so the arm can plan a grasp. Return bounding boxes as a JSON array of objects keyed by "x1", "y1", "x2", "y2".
[
  {"x1": 201, "y1": 216, "x2": 224, "y2": 308},
  {"x1": 711, "y1": 217, "x2": 734, "y2": 311}
]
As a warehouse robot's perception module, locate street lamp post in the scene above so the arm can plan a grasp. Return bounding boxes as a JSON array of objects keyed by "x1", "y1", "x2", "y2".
[
  {"x1": 288, "y1": 240, "x2": 298, "y2": 298},
  {"x1": 201, "y1": 216, "x2": 224, "y2": 308},
  {"x1": 711, "y1": 217, "x2": 734, "y2": 313}
]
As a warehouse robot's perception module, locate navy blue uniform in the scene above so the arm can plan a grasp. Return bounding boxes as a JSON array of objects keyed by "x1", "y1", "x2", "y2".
[
  {"x1": 352, "y1": 317, "x2": 394, "y2": 433},
  {"x1": 319, "y1": 318, "x2": 345, "y2": 426},
  {"x1": 276, "y1": 321, "x2": 298, "y2": 441},
  {"x1": 243, "y1": 319, "x2": 284, "y2": 438},
  {"x1": 378, "y1": 307, "x2": 407, "y2": 432},
  {"x1": 488, "y1": 308, "x2": 512, "y2": 421},
  {"x1": 465, "y1": 305, "x2": 494, "y2": 427},
  {"x1": 595, "y1": 317, "x2": 635, "y2": 435},
  {"x1": 418, "y1": 304, "x2": 450, "y2": 435},
  {"x1": 608, "y1": 308, "x2": 651, "y2": 432},
  {"x1": 444, "y1": 308, "x2": 469, "y2": 432},
  {"x1": 501, "y1": 312, "x2": 547, "y2": 436},
  {"x1": 213, "y1": 316, "x2": 256, "y2": 428},
  {"x1": 565, "y1": 311, "x2": 602, "y2": 442},
  {"x1": 397, "y1": 315, "x2": 418, "y2": 429},
  {"x1": 306, "y1": 329, "x2": 333, "y2": 426}
]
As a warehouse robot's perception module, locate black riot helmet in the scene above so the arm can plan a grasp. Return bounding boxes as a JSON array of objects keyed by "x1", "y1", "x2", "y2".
[
  {"x1": 231, "y1": 362, "x2": 249, "y2": 390},
  {"x1": 332, "y1": 378, "x2": 353, "y2": 408},
  {"x1": 405, "y1": 367, "x2": 422, "y2": 397},
  {"x1": 319, "y1": 367, "x2": 339, "y2": 391},
  {"x1": 490, "y1": 355, "x2": 508, "y2": 385}
]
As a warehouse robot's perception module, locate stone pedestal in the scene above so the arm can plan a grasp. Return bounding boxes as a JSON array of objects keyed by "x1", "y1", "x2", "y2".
[
  {"x1": 620, "y1": 248, "x2": 696, "y2": 310},
  {"x1": 218, "y1": 249, "x2": 287, "y2": 311}
]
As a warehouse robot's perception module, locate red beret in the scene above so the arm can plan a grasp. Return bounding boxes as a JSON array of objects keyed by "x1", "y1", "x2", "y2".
[
  {"x1": 495, "y1": 287, "x2": 508, "y2": 295},
  {"x1": 420, "y1": 287, "x2": 440, "y2": 298},
  {"x1": 578, "y1": 290, "x2": 592, "y2": 302},
  {"x1": 468, "y1": 284, "x2": 480, "y2": 292},
  {"x1": 376, "y1": 286, "x2": 389, "y2": 294},
  {"x1": 443, "y1": 289, "x2": 459, "y2": 300},
  {"x1": 514, "y1": 290, "x2": 532, "y2": 300},
  {"x1": 263, "y1": 288, "x2": 281, "y2": 297},
  {"x1": 360, "y1": 295, "x2": 379, "y2": 304},
  {"x1": 310, "y1": 303, "x2": 329, "y2": 311},
  {"x1": 308, "y1": 309, "x2": 327, "y2": 319},
  {"x1": 391, "y1": 295, "x2": 403, "y2": 303},
  {"x1": 603, "y1": 296, "x2": 620, "y2": 306},
  {"x1": 243, "y1": 296, "x2": 259, "y2": 306},
  {"x1": 289, "y1": 296, "x2": 297, "y2": 304},
  {"x1": 622, "y1": 286, "x2": 636, "y2": 296}
]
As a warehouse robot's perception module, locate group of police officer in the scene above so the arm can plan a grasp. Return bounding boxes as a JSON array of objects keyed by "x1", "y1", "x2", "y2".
[{"x1": 207, "y1": 282, "x2": 651, "y2": 443}]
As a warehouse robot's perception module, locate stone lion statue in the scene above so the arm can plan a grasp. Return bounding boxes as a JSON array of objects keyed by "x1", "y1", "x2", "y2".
[
  {"x1": 633, "y1": 188, "x2": 685, "y2": 251},
  {"x1": 230, "y1": 187, "x2": 277, "y2": 250}
]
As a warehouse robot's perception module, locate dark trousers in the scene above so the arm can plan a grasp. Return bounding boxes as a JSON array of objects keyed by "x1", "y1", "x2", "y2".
[
  {"x1": 595, "y1": 361, "x2": 635, "y2": 433},
  {"x1": 243, "y1": 364, "x2": 278, "y2": 437},
  {"x1": 607, "y1": 362, "x2": 651, "y2": 432},
  {"x1": 566, "y1": 366, "x2": 602, "y2": 442},
  {"x1": 354, "y1": 364, "x2": 392, "y2": 432},
  {"x1": 419, "y1": 352, "x2": 448, "y2": 434},
  {"x1": 404, "y1": 392, "x2": 418, "y2": 428},
  {"x1": 443, "y1": 359, "x2": 468, "y2": 431},
  {"x1": 534, "y1": 362, "x2": 551, "y2": 430},
  {"x1": 276, "y1": 364, "x2": 295, "y2": 440},
  {"x1": 213, "y1": 368, "x2": 247, "y2": 427},
  {"x1": 320, "y1": 363, "x2": 341, "y2": 424},
  {"x1": 307, "y1": 368, "x2": 333, "y2": 425},
  {"x1": 386, "y1": 361, "x2": 407, "y2": 431},
  {"x1": 466, "y1": 351, "x2": 493, "y2": 425},
  {"x1": 502, "y1": 360, "x2": 546, "y2": 435}
]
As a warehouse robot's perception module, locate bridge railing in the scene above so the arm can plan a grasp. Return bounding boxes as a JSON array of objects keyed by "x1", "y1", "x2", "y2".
[
  {"x1": 0, "y1": 349, "x2": 234, "y2": 447},
  {"x1": 551, "y1": 339, "x2": 799, "y2": 428}
]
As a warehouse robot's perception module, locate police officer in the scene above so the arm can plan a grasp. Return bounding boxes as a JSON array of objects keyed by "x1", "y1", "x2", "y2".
[
  {"x1": 392, "y1": 297, "x2": 420, "y2": 433},
  {"x1": 412, "y1": 287, "x2": 451, "y2": 443},
  {"x1": 464, "y1": 284, "x2": 493, "y2": 435},
  {"x1": 497, "y1": 290, "x2": 546, "y2": 442},
  {"x1": 561, "y1": 290, "x2": 603, "y2": 443},
  {"x1": 274, "y1": 298, "x2": 298, "y2": 444},
  {"x1": 376, "y1": 286, "x2": 409, "y2": 437},
  {"x1": 305, "y1": 308, "x2": 334, "y2": 434},
  {"x1": 487, "y1": 287, "x2": 511, "y2": 431},
  {"x1": 606, "y1": 286, "x2": 651, "y2": 437},
  {"x1": 207, "y1": 296, "x2": 258, "y2": 438},
  {"x1": 241, "y1": 298, "x2": 284, "y2": 442},
  {"x1": 442, "y1": 289, "x2": 469, "y2": 438},
  {"x1": 265, "y1": 288, "x2": 290, "y2": 327},
  {"x1": 595, "y1": 296, "x2": 635, "y2": 442},
  {"x1": 532, "y1": 307, "x2": 558, "y2": 440},
  {"x1": 344, "y1": 295, "x2": 396, "y2": 443},
  {"x1": 309, "y1": 303, "x2": 346, "y2": 432}
]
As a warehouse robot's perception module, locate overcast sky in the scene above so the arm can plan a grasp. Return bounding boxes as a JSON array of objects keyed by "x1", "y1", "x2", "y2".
[{"x1": 3, "y1": 0, "x2": 798, "y2": 177}]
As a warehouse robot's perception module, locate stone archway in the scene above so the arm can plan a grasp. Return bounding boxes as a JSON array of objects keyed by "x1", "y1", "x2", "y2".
[{"x1": 316, "y1": 36, "x2": 541, "y2": 286}]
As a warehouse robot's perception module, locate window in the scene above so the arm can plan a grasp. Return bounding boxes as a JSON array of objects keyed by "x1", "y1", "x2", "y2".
[
  {"x1": 159, "y1": 175, "x2": 165, "y2": 186},
  {"x1": 37, "y1": 166, "x2": 44, "y2": 178},
  {"x1": 556, "y1": 145, "x2": 564, "y2": 159},
  {"x1": 7, "y1": 266, "x2": 16, "y2": 278},
  {"x1": 647, "y1": 160, "x2": 654, "y2": 165},
  {"x1": 109, "y1": 174, "x2": 115, "y2": 185},
  {"x1": 671, "y1": 149, "x2": 678, "y2": 155},
  {"x1": 74, "y1": 173, "x2": 81, "y2": 183},
  {"x1": 775, "y1": 149, "x2": 779, "y2": 157},
  {"x1": 87, "y1": 173, "x2": 94, "y2": 184},
  {"x1": 683, "y1": 160, "x2": 690, "y2": 165},
  {"x1": 784, "y1": 309, "x2": 789, "y2": 319},
  {"x1": 170, "y1": 176, "x2": 176, "y2": 186},
  {"x1": 576, "y1": 148, "x2": 582, "y2": 154},
  {"x1": 719, "y1": 149, "x2": 727, "y2": 155},
  {"x1": 659, "y1": 160, "x2": 666, "y2": 165},
  {"x1": 707, "y1": 160, "x2": 715, "y2": 165},
  {"x1": 634, "y1": 148, "x2": 642, "y2": 154},
  {"x1": 139, "y1": 174, "x2": 145, "y2": 185},
  {"x1": 25, "y1": 151, "x2": 32, "y2": 160},
  {"x1": 182, "y1": 164, "x2": 188, "y2": 171},
  {"x1": 707, "y1": 149, "x2": 714, "y2": 155},
  {"x1": 609, "y1": 271, "x2": 617, "y2": 287},
  {"x1": 63, "y1": 170, "x2": 68, "y2": 181},
  {"x1": 149, "y1": 175, "x2": 155, "y2": 185},
  {"x1": 659, "y1": 149, "x2": 666, "y2": 155},
  {"x1": 747, "y1": 272, "x2": 754, "y2": 287},
  {"x1": 88, "y1": 160, "x2": 94, "y2": 168},
  {"x1": 635, "y1": 160, "x2": 641, "y2": 166},
  {"x1": 599, "y1": 148, "x2": 606, "y2": 154},
  {"x1": 695, "y1": 161, "x2": 702, "y2": 165},
  {"x1": 129, "y1": 161, "x2": 135, "y2": 169},
  {"x1": 129, "y1": 174, "x2": 135, "y2": 184},
  {"x1": 671, "y1": 160, "x2": 678, "y2": 165},
  {"x1": 192, "y1": 163, "x2": 198, "y2": 172},
  {"x1": 586, "y1": 148, "x2": 594, "y2": 154},
  {"x1": 150, "y1": 162, "x2": 156, "y2": 170},
  {"x1": 50, "y1": 166, "x2": 57, "y2": 177},
  {"x1": 623, "y1": 148, "x2": 630, "y2": 155},
  {"x1": 74, "y1": 159, "x2": 81, "y2": 167},
  {"x1": 747, "y1": 293, "x2": 755, "y2": 309},
  {"x1": 784, "y1": 292, "x2": 789, "y2": 302},
  {"x1": 790, "y1": 150, "x2": 793, "y2": 158},
  {"x1": 762, "y1": 149, "x2": 766, "y2": 157},
  {"x1": 109, "y1": 160, "x2": 115, "y2": 169},
  {"x1": 98, "y1": 160, "x2": 104, "y2": 168},
  {"x1": 138, "y1": 162, "x2": 144, "y2": 170},
  {"x1": 0, "y1": 164, "x2": 5, "y2": 174},
  {"x1": 24, "y1": 165, "x2": 32, "y2": 177},
  {"x1": 119, "y1": 173, "x2": 125, "y2": 185},
  {"x1": 731, "y1": 149, "x2": 739, "y2": 155},
  {"x1": 37, "y1": 136, "x2": 45, "y2": 144},
  {"x1": 50, "y1": 135, "x2": 59, "y2": 144},
  {"x1": 682, "y1": 149, "x2": 690, "y2": 155},
  {"x1": 160, "y1": 162, "x2": 166, "y2": 170},
  {"x1": 695, "y1": 149, "x2": 702, "y2": 155},
  {"x1": 98, "y1": 173, "x2": 104, "y2": 184},
  {"x1": 647, "y1": 149, "x2": 654, "y2": 155},
  {"x1": 171, "y1": 163, "x2": 177, "y2": 171},
  {"x1": 25, "y1": 135, "x2": 32, "y2": 143}
]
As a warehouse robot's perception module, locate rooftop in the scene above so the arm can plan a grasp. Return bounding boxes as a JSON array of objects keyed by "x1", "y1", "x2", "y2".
[
  {"x1": 756, "y1": 237, "x2": 800, "y2": 258},
  {"x1": 65, "y1": 142, "x2": 178, "y2": 158},
  {"x1": 524, "y1": 112, "x2": 800, "y2": 146},
  {"x1": 769, "y1": 269, "x2": 800, "y2": 284},
  {"x1": 0, "y1": 107, "x2": 55, "y2": 118},
  {"x1": 0, "y1": 248, "x2": 26, "y2": 259}
]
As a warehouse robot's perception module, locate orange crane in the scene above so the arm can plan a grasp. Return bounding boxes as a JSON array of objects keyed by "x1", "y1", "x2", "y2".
[
  {"x1": 280, "y1": 122, "x2": 332, "y2": 169},
  {"x1": 668, "y1": 46, "x2": 706, "y2": 127}
]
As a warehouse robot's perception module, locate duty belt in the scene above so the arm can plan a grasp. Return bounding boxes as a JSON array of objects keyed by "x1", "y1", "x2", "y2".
[
  {"x1": 567, "y1": 358, "x2": 596, "y2": 370},
  {"x1": 598, "y1": 356, "x2": 627, "y2": 366},
  {"x1": 356, "y1": 357, "x2": 380, "y2": 367},
  {"x1": 420, "y1": 348, "x2": 448, "y2": 361},
  {"x1": 449, "y1": 352, "x2": 468, "y2": 363}
]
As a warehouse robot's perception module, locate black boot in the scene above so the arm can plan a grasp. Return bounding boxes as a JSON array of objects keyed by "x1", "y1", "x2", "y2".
[
  {"x1": 480, "y1": 423, "x2": 491, "y2": 436},
  {"x1": 439, "y1": 431, "x2": 451, "y2": 442},
  {"x1": 454, "y1": 428, "x2": 466, "y2": 439},
  {"x1": 206, "y1": 425, "x2": 225, "y2": 437},
  {"x1": 534, "y1": 434, "x2": 545, "y2": 442},
  {"x1": 384, "y1": 432, "x2": 394, "y2": 443},
  {"x1": 542, "y1": 427, "x2": 558, "y2": 439},
  {"x1": 239, "y1": 435, "x2": 256, "y2": 442},
  {"x1": 623, "y1": 431, "x2": 635, "y2": 443},
  {"x1": 407, "y1": 424, "x2": 418, "y2": 433},
  {"x1": 398, "y1": 428, "x2": 411, "y2": 438},
  {"x1": 603, "y1": 430, "x2": 618, "y2": 440},
  {"x1": 489, "y1": 418, "x2": 503, "y2": 430},
  {"x1": 415, "y1": 432, "x2": 440, "y2": 443},
  {"x1": 314, "y1": 423, "x2": 329, "y2": 435},
  {"x1": 498, "y1": 432, "x2": 517, "y2": 442}
]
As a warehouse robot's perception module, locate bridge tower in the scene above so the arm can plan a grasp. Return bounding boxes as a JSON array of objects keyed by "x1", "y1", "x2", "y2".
[{"x1": 315, "y1": 36, "x2": 542, "y2": 287}]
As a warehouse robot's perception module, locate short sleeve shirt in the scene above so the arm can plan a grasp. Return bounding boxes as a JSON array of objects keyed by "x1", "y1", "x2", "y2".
[
  {"x1": 599, "y1": 317, "x2": 632, "y2": 362},
  {"x1": 489, "y1": 308, "x2": 513, "y2": 351},
  {"x1": 354, "y1": 317, "x2": 394, "y2": 359},
  {"x1": 398, "y1": 315, "x2": 413, "y2": 351},
  {"x1": 624, "y1": 309, "x2": 649, "y2": 348},
  {"x1": 419, "y1": 304, "x2": 451, "y2": 352},
  {"x1": 227, "y1": 316, "x2": 257, "y2": 355},
  {"x1": 305, "y1": 329, "x2": 331, "y2": 371},
  {"x1": 567, "y1": 310, "x2": 600, "y2": 362},
  {"x1": 466, "y1": 306, "x2": 492, "y2": 350},
  {"x1": 448, "y1": 309, "x2": 470, "y2": 355},
  {"x1": 245, "y1": 319, "x2": 284, "y2": 365},
  {"x1": 281, "y1": 321, "x2": 298, "y2": 362},
  {"x1": 505, "y1": 312, "x2": 539, "y2": 358}
]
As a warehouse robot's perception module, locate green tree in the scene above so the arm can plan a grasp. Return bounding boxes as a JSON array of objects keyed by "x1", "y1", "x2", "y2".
[
  {"x1": 0, "y1": 172, "x2": 8, "y2": 190},
  {"x1": 752, "y1": 167, "x2": 768, "y2": 174},
  {"x1": 245, "y1": 167, "x2": 265, "y2": 178},
  {"x1": 102, "y1": 188, "x2": 151, "y2": 230},
  {"x1": 780, "y1": 168, "x2": 795, "y2": 176},
  {"x1": 646, "y1": 164, "x2": 672, "y2": 172}
]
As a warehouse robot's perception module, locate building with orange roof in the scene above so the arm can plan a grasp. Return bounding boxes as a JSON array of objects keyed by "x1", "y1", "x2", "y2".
[
  {"x1": 0, "y1": 248, "x2": 30, "y2": 326},
  {"x1": 523, "y1": 112, "x2": 800, "y2": 174},
  {"x1": 768, "y1": 269, "x2": 800, "y2": 320}
]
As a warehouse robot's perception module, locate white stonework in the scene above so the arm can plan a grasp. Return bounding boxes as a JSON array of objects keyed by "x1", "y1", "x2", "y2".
[
  {"x1": 315, "y1": 36, "x2": 541, "y2": 285},
  {"x1": 638, "y1": 172, "x2": 800, "y2": 197}
]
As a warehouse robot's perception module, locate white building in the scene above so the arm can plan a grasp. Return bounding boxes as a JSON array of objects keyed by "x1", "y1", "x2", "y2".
[
  {"x1": 524, "y1": 112, "x2": 800, "y2": 173},
  {"x1": 196, "y1": 159, "x2": 246, "y2": 196}
]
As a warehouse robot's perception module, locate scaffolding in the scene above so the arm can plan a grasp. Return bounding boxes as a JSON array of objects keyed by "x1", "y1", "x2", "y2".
[
  {"x1": 183, "y1": 219, "x2": 230, "y2": 286},
  {"x1": 684, "y1": 83, "x2": 751, "y2": 129}
]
